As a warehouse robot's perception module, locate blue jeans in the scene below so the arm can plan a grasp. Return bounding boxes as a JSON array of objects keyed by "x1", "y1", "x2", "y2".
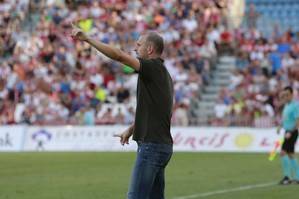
[{"x1": 128, "y1": 142, "x2": 173, "y2": 199}]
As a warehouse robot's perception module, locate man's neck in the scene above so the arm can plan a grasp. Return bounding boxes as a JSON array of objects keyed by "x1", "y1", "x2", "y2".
[
  {"x1": 148, "y1": 54, "x2": 160, "y2": 59},
  {"x1": 287, "y1": 99, "x2": 293, "y2": 104}
]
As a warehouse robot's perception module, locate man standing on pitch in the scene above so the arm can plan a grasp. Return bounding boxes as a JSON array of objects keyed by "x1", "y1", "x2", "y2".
[
  {"x1": 71, "y1": 24, "x2": 173, "y2": 198},
  {"x1": 278, "y1": 86, "x2": 299, "y2": 185}
]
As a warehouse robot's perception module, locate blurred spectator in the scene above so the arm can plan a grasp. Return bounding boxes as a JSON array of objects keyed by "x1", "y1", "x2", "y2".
[
  {"x1": 173, "y1": 102, "x2": 189, "y2": 126},
  {"x1": 83, "y1": 105, "x2": 95, "y2": 125},
  {"x1": 116, "y1": 85, "x2": 130, "y2": 103},
  {"x1": 187, "y1": 91, "x2": 201, "y2": 125},
  {"x1": 114, "y1": 107, "x2": 125, "y2": 124},
  {"x1": 245, "y1": 3, "x2": 259, "y2": 29},
  {"x1": 124, "y1": 107, "x2": 135, "y2": 125},
  {"x1": 97, "y1": 107, "x2": 115, "y2": 125}
]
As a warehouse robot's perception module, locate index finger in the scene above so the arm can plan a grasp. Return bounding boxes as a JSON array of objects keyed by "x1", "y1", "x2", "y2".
[
  {"x1": 113, "y1": 134, "x2": 121, "y2": 137},
  {"x1": 71, "y1": 22, "x2": 79, "y2": 29}
]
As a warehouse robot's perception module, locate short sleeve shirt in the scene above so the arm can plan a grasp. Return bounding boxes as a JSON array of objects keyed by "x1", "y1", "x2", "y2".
[
  {"x1": 282, "y1": 100, "x2": 299, "y2": 131},
  {"x1": 133, "y1": 58, "x2": 174, "y2": 144}
]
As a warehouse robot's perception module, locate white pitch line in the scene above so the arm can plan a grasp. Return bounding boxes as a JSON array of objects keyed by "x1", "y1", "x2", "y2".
[{"x1": 172, "y1": 182, "x2": 277, "y2": 199}]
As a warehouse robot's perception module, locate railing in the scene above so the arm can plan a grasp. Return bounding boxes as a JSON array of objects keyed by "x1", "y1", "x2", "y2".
[{"x1": 185, "y1": 116, "x2": 277, "y2": 128}]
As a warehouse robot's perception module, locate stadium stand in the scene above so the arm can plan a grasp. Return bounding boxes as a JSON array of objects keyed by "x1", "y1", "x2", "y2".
[
  {"x1": 0, "y1": 0, "x2": 228, "y2": 125},
  {"x1": 1, "y1": 0, "x2": 299, "y2": 127},
  {"x1": 211, "y1": 0, "x2": 299, "y2": 127}
]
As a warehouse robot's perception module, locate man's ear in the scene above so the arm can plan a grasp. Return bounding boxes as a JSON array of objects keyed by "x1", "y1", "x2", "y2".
[{"x1": 147, "y1": 44, "x2": 154, "y2": 55}]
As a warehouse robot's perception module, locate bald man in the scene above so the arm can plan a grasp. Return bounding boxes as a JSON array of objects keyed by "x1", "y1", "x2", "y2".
[{"x1": 71, "y1": 25, "x2": 173, "y2": 199}]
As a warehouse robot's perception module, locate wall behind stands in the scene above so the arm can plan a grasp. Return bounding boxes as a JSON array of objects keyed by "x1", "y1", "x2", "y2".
[{"x1": 0, "y1": 126, "x2": 295, "y2": 152}]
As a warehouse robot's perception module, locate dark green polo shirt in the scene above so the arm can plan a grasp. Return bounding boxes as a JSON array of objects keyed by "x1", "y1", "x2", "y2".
[{"x1": 133, "y1": 58, "x2": 173, "y2": 144}]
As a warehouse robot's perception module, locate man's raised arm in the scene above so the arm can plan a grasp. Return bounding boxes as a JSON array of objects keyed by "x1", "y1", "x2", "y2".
[{"x1": 71, "y1": 23, "x2": 140, "y2": 71}]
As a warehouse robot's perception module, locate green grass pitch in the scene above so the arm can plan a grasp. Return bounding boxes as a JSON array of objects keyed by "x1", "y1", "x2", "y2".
[{"x1": 0, "y1": 152, "x2": 298, "y2": 199}]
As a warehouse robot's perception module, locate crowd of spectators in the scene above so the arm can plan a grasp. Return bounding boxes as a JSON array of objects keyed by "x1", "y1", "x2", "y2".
[
  {"x1": 0, "y1": 0, "x2": 31, "y2": 58},
  {"x1": 0, "y1": 0, "x2": 229, "y2": 126},
  {"x1": 213, "y1": 27, "x2": 299, "y2": 127}
]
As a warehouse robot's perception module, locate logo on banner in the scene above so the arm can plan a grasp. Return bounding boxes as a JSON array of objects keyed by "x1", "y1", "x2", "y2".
[
  {"x1": 0, "y1": 133, "x2": 12, "y2": 148},
  {"x1": 234, "y1": 133, "x2": 254, "y2": 149},
  {"x1": 32, "y1": 129, "x2": 52, "y2": 151}
]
